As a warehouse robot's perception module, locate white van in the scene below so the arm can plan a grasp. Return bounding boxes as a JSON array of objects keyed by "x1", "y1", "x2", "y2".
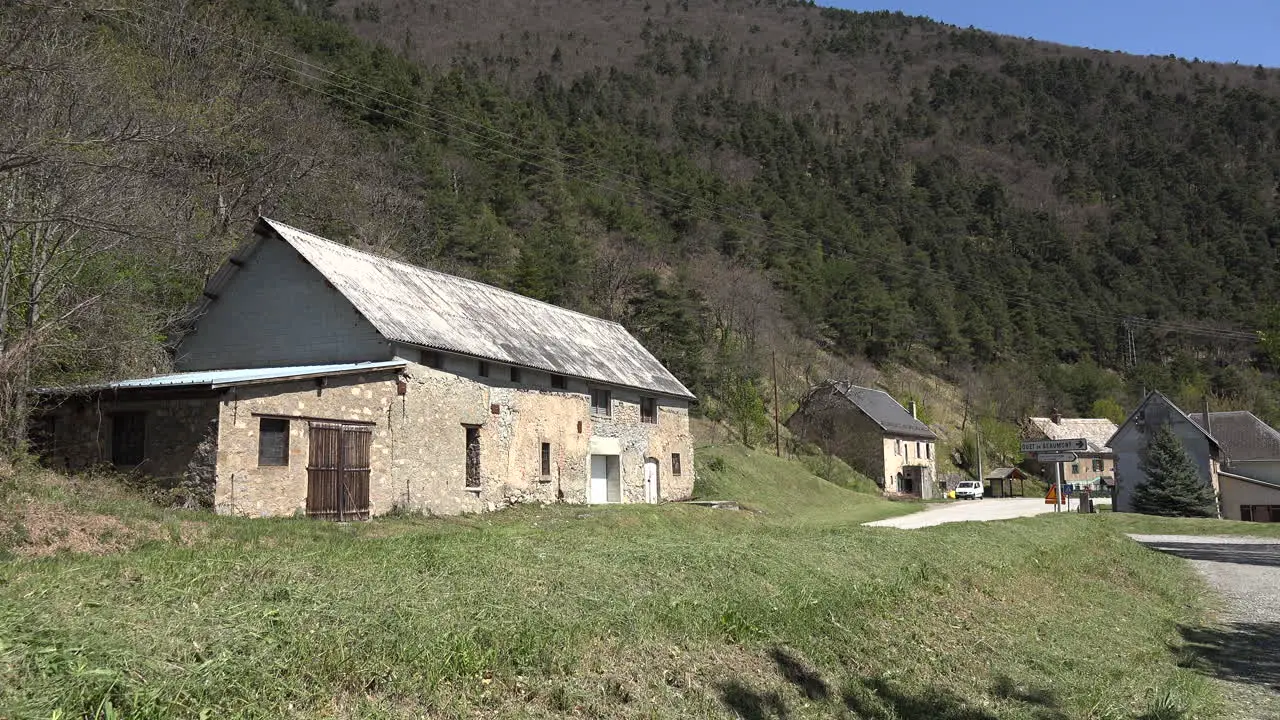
[{"x1": 955, "y1": 481, "x2": 984, "y2": 500}]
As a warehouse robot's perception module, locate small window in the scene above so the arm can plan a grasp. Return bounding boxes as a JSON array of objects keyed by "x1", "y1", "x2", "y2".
[
  {"x1": 478, "y1": 361, "x2": 490, "y2": 377},
  {"x1": 1071, "y1": 463, "x2": 1080, "y2": 474},
  {"x1": 550, "y1": 374, "x2": 567, "y2": 390},
  {"x1": 591, "y1": 388, "x2": 611, "y2": 416},
  {"x1": 541, "y1": 442, "x2": 551, "y2": 476},
  {"x1": 926, "y1": 443, "x2": 932, "y2": 460},
  {"x1": 1092, "y1": 458, "x2": 1104, "y2": 472},
  {"x1": 894, "y1": 439, "x2": 901, "y2": 456},
  {"x1": 510, "y1": 366, "x2": 522, "y2": 383},
  {"x1": 111, "y1": 411, "x2": 146, "y2": 466},
  {"x1": 917, "y1": 441, "x2": 923, "y2": 458},
  {"x1": 258, "y1": 418, "x2": 290, "y2": 466},
  {"x1": 420, "y1": 349, "x2": 442, "y2": 368},
  {"x1": 671, "y1": 452, "x2": 682, "y2": 476},
  {"x1": 640, "y1": 397, "x2": 657, "y2": 424},
  {"x1": 465, "y1": 426, "x2": 481, "y2": 488}
]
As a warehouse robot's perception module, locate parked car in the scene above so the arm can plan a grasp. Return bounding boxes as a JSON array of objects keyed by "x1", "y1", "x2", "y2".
[{"x1": 955, "y1": 481, "x2": 984, "y2": 500}]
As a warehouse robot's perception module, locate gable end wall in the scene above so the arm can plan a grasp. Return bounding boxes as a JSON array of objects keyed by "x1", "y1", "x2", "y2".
[{"x1": 175, "y1": 235, "x2": 389, "y2": 371}]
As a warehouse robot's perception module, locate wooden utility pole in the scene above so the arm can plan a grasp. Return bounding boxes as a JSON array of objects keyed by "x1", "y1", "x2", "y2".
[
  {"x1": 772, "y1": 351, "x2": 781, "y2": 457},
  {"x1": 975, "y1": 419, "x2": 984, "y2": 488}
]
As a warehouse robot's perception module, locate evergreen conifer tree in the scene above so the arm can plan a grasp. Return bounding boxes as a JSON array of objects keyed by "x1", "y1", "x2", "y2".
[{"x1": 1131, "y1": 424, "x2": 1218, "y2": 518}]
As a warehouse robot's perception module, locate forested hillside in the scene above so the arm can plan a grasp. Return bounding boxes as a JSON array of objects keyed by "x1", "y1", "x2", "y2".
[{"x1": 3, "y1": 0, "x2": 1280, "y2": 456}]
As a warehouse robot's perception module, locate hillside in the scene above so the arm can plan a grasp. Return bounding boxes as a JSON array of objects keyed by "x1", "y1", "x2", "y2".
[
  {"x1": 3, "y1": 0, "x2": 1280, "y2": 459},
  {"x1": 0, "y1": 449, "x2": 1230, "y2": 719}
]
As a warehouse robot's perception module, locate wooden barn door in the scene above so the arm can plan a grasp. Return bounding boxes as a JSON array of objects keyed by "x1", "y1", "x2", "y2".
[{"x1": 306, "y1": 423, "x2": 372, "y2": 521}]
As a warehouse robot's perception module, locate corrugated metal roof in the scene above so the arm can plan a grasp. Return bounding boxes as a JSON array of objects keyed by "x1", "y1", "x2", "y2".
[
  {"x1": 259, "y1": 218, "x2": 694, "y2": 399},
  {"x1": 833, "y1": 382, "x2": 937, "y2": 440},
  {"x1": 39, "y1": 361, "x2": 406, "y2": 393},
  {"x1": 1190, "y1": 411, "x2": 1280, "y2": 462},
  {"x1": 1027, "y1": 417, "x2": 1118, "y2": 454}
]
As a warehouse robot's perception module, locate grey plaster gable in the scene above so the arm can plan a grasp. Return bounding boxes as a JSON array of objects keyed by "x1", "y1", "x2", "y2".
[{"x1": 175, "y1": 234, "x2": 389, "y2": 371}]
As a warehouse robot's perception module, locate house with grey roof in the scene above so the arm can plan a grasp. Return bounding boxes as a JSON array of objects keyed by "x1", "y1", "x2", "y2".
[
  {"x1": 1024, "y1": 412, "x2": 1119, "y2": 494},
  {"x1": 33, "y1": 217, "x2": 695, "y2": 519},
  {"x1": 1189, "y1": 410, "x2": 1280, "y2": 522},
  {"x1": 787, "y1": 381, "x2": 938, "y2": 498}
]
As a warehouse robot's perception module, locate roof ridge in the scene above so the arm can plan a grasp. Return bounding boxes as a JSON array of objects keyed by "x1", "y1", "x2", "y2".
[{"x1": 262, "y1": 217, "x2": 628, "y2": 329}]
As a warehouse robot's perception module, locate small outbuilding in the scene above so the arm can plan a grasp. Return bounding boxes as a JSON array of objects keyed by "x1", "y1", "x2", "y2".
[{"x1": 984, "y1": 467, "x2": 1028, "y2": 498}]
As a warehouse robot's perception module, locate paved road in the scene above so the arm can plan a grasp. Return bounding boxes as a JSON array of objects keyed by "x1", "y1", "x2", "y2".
[
  {"x1": 1130, "y1": 534, "x2": 1280, "y2": 719},
  {"x1": 863, "y1": 497, "x2": 1085, "y2": 529}
]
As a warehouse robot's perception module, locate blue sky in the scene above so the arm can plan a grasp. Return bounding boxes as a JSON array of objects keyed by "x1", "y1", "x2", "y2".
[{"x1": 825, "y1": 1, "x2": 1280, "y2": 68}]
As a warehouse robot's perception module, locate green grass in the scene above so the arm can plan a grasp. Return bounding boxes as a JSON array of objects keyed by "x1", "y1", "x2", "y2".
[
  {"x1": 0, "y1": 449, "x2": 1226, "y2": 719},
  {"x1": 1094, "y1": 512, "x2": 1280, "y2": 538}
]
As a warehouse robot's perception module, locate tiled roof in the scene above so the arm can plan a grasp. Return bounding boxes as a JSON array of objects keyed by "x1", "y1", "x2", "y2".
[
  {"x1": 1190, "y1": 411, "x2": 1280, "y2": 462},
  {"x1": 1026, "y1": 417, "x2": 1119, "y2": 454}
]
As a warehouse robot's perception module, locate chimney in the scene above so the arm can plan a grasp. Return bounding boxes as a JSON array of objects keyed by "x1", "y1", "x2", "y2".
[
  {"x1": 1202, "y1": 395, "x2": 1213, "y2": 436},
  {"x1": 1050, "y1": 408, "x2": 1062, "y2": 424},
  {"x1": 909, "y1": 401, "x2": 918, "y2": 419}
]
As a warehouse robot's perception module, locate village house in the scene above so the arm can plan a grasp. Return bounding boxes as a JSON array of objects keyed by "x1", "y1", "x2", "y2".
[
  {"x1": 33, "y1": 218, "x2": 696, "y2": 519},
  {"x1": 1108, "y1": 391, "x2": 1222, "y2": 516},
  {"x1": 787, "y1": 381, "x2": 938, "y2": 498},
  {"x1": 1110, "y1": 391, "x2": 1280, "y2": 521},
  {"x1": 1023, "y1": 412, "x2": 1118, "y2": 495},
  {"x1": 1188, "y1": 409, "x2": 1280, "y2": 522}
]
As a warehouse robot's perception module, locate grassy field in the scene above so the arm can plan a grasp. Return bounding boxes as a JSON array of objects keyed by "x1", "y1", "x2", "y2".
[{"x1": 0, "y1": 448, "x2": 1233, "y2": 719}]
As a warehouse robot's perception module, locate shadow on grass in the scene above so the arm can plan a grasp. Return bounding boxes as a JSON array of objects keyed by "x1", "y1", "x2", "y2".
[
  {"x1": 1177, "y1": 622, "x2": 1280, "y2": 691},
  {"x1": 716, "y1": 648, "x2": 1071, "y2": 720},
  {"x1": 1133, "y1": 539, "x2": 1280, "y2": 568}
]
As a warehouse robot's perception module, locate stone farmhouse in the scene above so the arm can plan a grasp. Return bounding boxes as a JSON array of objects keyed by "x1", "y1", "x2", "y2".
[
  {"x1": 787, "y1": 381, "x2": 938, "y2": 498},
  {"x1": 1023, "y1": 412, "x2": 1118, "y2": 495},
  {"x1": 33, "y1": 218, "x2": 696, "y2": 519}
]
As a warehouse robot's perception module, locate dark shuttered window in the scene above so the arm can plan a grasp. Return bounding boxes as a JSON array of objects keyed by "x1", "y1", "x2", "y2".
[
  {"x1": 258, "y1": 418, "x2": 290, "y2": 466},
  {"x1": 671, "y1": 453, "x2": 682, "y2": 476},
  {"x1": 641, "y1": 397, "x2": 657, "y2": 424},
  {"x1": 111, "y1": 412, "x2": 146, "y2": 466},
  {"x1": 541, "y1": 442, "x2": 552, "y2": 476}
]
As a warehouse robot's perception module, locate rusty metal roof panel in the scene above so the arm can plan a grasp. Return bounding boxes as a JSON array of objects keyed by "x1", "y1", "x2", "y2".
[
  {"x1": 38, "y1": 361, "x2": 406, "y2": 393},
  {"x1": 261, "y1": 218, "x2": 695, "y2": 399}
]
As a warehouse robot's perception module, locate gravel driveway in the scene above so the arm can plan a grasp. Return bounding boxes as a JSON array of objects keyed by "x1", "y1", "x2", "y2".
[
  {"x1": 864, "y1": 497, "x2": 1091, "y2": 529},
  {"x1": 1129, "y1": 534, "x2": 1280, "y2": 719}
]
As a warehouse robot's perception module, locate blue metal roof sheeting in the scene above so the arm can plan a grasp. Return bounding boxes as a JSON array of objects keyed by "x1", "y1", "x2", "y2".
[{"x1": 38, "y1": 361, "x2": 406, "y2": 393}]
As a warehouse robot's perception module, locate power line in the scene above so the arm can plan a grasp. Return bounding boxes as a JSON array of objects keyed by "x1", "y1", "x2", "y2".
[{"x1": 102, "y1": 1, "x2": 1262, "y2": 346}]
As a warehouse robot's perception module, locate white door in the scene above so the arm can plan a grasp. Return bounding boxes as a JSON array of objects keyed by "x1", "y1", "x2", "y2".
[
  {"x1": 644, "y1": 458, "x2": 660, "y2": 504},
  {"x1": 590, "y1": 455, "x2": 608, "y2": 504}
]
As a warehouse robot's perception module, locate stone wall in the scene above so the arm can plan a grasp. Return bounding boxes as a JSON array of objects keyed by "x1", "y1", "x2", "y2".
[
  {"x1": 35, "y1": 393, "x2": 220, "y2": 482},
  {"x1": 787, "y1": 393, "x2": 887, "y2": 486},
  {"x1": 391, "y1": 359, "x2": 694, "y2": 515},
  {"x1": 214, "y1": 371, "x2": 399, "y2": 517},
  {"x1": 39, "y1": 356, "x2": 696, "y2": 520}
]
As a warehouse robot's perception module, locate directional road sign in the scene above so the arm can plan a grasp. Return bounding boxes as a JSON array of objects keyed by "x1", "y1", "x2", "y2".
[
  {"x1": 1035, "y1": 452, "x2": 1078, "y2": 463},
  {"x1": 1020, "y1": 438, "x2": 1088, "y2": 453}
]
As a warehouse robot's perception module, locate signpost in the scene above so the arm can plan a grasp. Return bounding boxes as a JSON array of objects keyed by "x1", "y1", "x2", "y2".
[
  {"x1": 1020, "y1": 438, "x2": 1088, "y2": 453},
  {"x1": 1021, "y1": 438, "x2": 1088, "y2": 513}
]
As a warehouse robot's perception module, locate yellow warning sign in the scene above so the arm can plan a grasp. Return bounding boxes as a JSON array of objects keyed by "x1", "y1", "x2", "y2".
[{"x1": 1044, "y1": 485, "x2": 1059, "y2": 505}]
